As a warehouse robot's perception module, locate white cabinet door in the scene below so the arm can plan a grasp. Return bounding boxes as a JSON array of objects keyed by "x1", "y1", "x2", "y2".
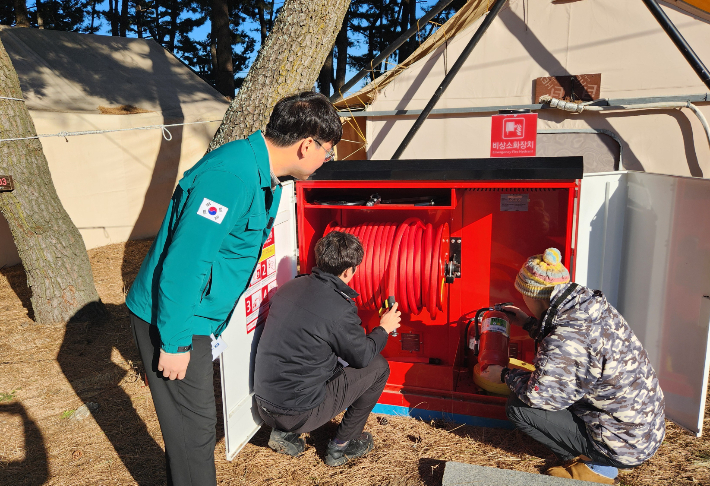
[
  {"x1": 578, "y1": 172, "x2": 710, "y2": 436},
  {"x1": 576, "y1": 173, "x2": 628, "y2": 308},
  {"x1": 219, "y1": 181, "x2": 298, "y2": 460},
  {"x1": 619, "y1": 173, "x2": 710, "y2": 436}
]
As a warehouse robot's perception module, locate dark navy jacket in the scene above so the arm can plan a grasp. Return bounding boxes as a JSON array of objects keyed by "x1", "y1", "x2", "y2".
[{"x1": 254, "y1": 268, "x2": 388, "y2": 412}]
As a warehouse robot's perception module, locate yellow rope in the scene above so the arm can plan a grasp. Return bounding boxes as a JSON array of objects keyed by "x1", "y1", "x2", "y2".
[
  {"x1": 337, "y1": 93, "x2": 367, "y2": 142},
  {"x1": 339, "y1": 143, "x2": 368, "y2": 160}
]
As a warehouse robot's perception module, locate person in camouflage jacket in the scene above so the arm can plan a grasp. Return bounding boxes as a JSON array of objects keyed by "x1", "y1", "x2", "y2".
[{"x1": 500, "y1": 248, "x2": 665, "y2": 484}]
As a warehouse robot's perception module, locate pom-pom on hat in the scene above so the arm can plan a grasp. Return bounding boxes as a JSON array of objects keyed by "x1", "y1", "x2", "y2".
[{"x1": 515, "y1": 248, "x2": 570, "y2": 300}]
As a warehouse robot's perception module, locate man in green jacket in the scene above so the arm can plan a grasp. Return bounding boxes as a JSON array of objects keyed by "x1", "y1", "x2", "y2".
[{"x1": 125, "y1": 91, "x2": 342, "y2": 486}]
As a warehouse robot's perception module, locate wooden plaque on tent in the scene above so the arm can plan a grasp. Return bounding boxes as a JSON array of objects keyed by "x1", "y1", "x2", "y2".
[
  {"x1": 0, "y1": 175, "x2": 14, "y2": 192},
  {"x1": 535, "y1": 73, "x2": 601, "y2": 102}
]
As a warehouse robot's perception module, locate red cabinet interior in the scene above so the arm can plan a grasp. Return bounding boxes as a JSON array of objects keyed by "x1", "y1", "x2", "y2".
[{"x1": 296, "y1": 176, "x2": 579, "y2": 426}]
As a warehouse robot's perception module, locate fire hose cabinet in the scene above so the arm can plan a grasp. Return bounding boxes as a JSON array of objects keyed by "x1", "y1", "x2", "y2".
[
  {"x1": 219, "y1": 165, "x2": 710, "y2": 459},
  {"x1": 296, "y1": 157, "x2": 584, "y2": 428}
]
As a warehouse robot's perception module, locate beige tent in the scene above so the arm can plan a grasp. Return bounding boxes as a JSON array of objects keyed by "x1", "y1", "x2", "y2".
[
  {"x1": 334, "y1": 0, "x2": 710, "y2": 178},
  {"x1": 0, "y1": 27, "x2": 229, "y2": 268}
]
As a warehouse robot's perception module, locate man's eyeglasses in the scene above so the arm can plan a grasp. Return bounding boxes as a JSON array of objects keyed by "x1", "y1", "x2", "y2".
[{"x1": 313, "y1": 139, "x2": 335, "y2": 162}]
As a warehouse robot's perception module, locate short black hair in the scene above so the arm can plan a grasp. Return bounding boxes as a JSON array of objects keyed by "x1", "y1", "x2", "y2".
[
  {"x1": 265, "y1": 91, "x2": 342, "y2": 147},
  {"x1": 315, "y1": 231, "x2": 364, "y2": 276}
]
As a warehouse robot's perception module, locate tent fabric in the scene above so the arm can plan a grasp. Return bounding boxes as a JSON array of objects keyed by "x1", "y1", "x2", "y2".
[
  {"x1": 334, "y1": 0, "x2": 710, "y2": 112},
  {"x1": 0, "y1": 26, "x2": 226, "y2": 119},
  {"x1": 334, "y1": 0, "x2": 490, "y2": 111},
  {"x1": 0, "y1": 27, "x2": 229, "y2": 268},
  {"x1": 360, "y1": 0, "x2": 710, "y2": 179}
]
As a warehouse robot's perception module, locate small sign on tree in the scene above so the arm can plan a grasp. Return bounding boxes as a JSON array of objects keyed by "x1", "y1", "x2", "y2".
[{"x1": 0, "y1": 175, "x2": 14, "y2": 192}]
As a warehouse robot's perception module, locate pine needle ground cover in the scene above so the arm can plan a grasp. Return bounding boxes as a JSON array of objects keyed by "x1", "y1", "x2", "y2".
[{"x1": 1, "y1": 240, "x2": 708, "y2": 485}]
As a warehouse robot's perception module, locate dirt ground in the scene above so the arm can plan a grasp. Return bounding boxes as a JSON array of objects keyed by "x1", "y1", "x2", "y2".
[{"x1": 1, "y1": 239, "x2": 709, "y2": 486}]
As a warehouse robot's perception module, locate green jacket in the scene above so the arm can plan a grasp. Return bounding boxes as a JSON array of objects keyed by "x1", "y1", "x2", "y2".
[{"x1": 126, "y1": 131, "x2": 282, "y2": 353}]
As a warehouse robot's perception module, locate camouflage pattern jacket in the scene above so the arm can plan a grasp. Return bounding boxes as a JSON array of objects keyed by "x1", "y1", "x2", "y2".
[{"x1": 505, "y1": 283, "x2": 666, "y2": 466}]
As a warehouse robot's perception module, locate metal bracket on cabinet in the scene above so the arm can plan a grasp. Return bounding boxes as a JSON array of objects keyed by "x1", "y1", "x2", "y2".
[{"x1": 445, "y1": 237, "x2": 462, "y2": 283}]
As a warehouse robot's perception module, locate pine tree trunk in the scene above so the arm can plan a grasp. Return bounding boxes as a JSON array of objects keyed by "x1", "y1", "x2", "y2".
[
  {"x1": 318, "y1": 49, "x2": 333, "y2": 97},
  {"x1": 257, "y1": 1, "x2": 268, "y2": 44},
  {"x1": 211, "y1": 0, "x2": 234, "y2": 98},
  {"x1": 333, "y1": 10, "x2": 349, "y2": 95},
  {"x1": 13, "y1": 0, "x2": 30, "y2": 27},
  {"x1": 0, "y1": 39, "x2": 103, "y2": 324},
  {"x1": 208, "y1": 0, "x2": 351, "y2": 149},
  {"x1": 169, "y1": 0, "x2": 178, "y2": 51},
  {"x1": 398, "y1": 0, "x2": 410, "y2": 62},
  {"x1": 36, "y1": 0, "x2": 43, "y2": 29},
  {"x1": 110, "y1": 0, "x2": 119, "y2": 36},
  {"x1": 120, "y1": 0, "x2": 129, "y2": 37},
  {"x1": 406, "y1": 0, "x2": 416, "y2": 58}
]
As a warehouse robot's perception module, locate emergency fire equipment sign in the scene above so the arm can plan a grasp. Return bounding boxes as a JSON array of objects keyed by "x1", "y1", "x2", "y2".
[
  {"x1": 246, "y1": 229, "x2": 277, "y2": 333},
  {"x1": 490, "y1": 113, "x2": 538, "y2": 157}
]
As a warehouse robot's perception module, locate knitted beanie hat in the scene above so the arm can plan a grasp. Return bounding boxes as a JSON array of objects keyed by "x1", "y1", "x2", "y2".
[{"x1": 515, "y1": 248, "x2": 570, "y2": 300}]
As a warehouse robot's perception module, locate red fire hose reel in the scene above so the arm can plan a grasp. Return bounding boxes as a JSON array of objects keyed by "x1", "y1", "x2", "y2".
[{"x1": 323, "y1": 218, "x2": 450, "y2": 319}]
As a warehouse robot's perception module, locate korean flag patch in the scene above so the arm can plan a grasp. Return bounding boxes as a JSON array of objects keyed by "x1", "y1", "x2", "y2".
[{"x1": 198, "y1": 198, "x2": 229, "y2": 224}]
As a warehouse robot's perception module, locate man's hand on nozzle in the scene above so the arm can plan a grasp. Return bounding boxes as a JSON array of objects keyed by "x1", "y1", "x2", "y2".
[
  {"x1": 379, "y1": 302, "x2": 401, "y2": 334},
  {"x1": 500, "y1": 305, "x2": 530, "y2": 327},
  {"x1": 158, "y1": 349, "x2": 190, "y2": 380}
]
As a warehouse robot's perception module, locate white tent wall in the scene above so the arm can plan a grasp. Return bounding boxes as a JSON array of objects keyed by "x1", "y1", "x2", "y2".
[
  {"x1": 363, "y1": 0, "x2": 710, "y2": 177},
  {"x1": 0, "y1": 28, "x2": 229, "y2": 268}
]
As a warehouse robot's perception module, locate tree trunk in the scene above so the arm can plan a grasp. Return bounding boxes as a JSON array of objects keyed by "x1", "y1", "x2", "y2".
[
  {"x1": 136, "y1": 4, "x2": 143, "y2": 38},
  {"x1": 210, "y1": 40, "x2": 218, "y2": 75},
  {"x1": 268, "y1": 0, "x2": 275, "y2": 31},
  {"x1": 406, "y1": 0, "x2": 416, "y2": 59},
  {"x1": 208, "y1": 0, "x2": 351, "y2": 149},
  {"x1": 36, "y1": 0, "x2": 44, "y2": 29},
  {"x1": 90, "y1": 0, "x2": 97, "y2": 33},
  {"x1": 120, "y1": 0, "x2": 129, "y2": 37},
  {"x1": 0, "y1": 39, "x2": 104, "y2": 324},
  {"x1": 110, "y1": 0, "x2": 119, "y2": 36},
  {"x1": 169, "y1": 0, "x2": 178, "y2": 51},
  {"x1": 14, "y1": 0, "x2": 30, "y2": 27},
  {"x1": 318, "y1": 48, "x2": 333, "y2": 97},
  {"x1": 398, "y1": 0, "x2": 410, "y2": 62},
  {"x1": 257, "y1": 1, "x2": 268, "y2": 44},
  {"x1": 333, "y1": 10, "x2": 348, "y2": 96},
  {"x1": 211, "y1": 0, "x2": 234, "y2": 98},
  {"x1": 152, "y1": 0, "x2": 161, "y2": 45}
]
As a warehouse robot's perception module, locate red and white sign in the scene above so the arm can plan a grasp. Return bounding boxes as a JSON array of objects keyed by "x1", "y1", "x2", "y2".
[
  {"x1": 490, "y1": 113, "x2": 538, "y2": 157},
  {"x1": 245, "y1": 276, "x2": 278, "y2": 333},
  {"x1": 249, "y1": 228, "x2": 276, "y2": 288},
  {"x1": 246, "y1": 228, "x2": 278, "y2": 333}
]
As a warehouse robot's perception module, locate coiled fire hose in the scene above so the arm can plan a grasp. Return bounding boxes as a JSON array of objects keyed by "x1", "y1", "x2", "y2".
[{"x1": 323, "y1": 219, "x2": 449, "y2": 319}]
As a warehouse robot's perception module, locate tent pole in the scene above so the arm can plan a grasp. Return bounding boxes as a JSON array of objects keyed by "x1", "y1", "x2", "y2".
[
  {"x1": 330, "y1": 0, "x2": 456, "y2": 103},
  {"x1": 641, "y1": 0, "x2": 710, "y2": 90},
  {"x1": 392, "y1": 0, "x2": 508, "y2": 160}
]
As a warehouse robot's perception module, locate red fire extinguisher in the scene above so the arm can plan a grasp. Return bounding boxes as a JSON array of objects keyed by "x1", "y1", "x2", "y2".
[{"x1": 467, "y1": 303, "x2": 514, "y2": 374}]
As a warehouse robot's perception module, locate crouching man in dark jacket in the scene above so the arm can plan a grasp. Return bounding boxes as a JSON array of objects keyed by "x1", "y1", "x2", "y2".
[{"x1": 254, "y1": 230, "x2": 401, "y2": 466}]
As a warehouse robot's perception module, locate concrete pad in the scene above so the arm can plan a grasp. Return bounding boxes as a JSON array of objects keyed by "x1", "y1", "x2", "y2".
[{"x1": 442, "y1": 461, "x2": 607, "y2": 486}]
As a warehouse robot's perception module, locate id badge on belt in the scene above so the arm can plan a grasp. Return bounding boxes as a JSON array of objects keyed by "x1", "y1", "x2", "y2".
[{"x1": 211, "y1": 334, "x2": 228, "y2": 361}]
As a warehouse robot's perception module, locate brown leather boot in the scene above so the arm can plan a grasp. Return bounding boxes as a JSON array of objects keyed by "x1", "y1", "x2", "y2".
[
  {"x1": 545, "y1": 458, "x2": 617, "y2": 484},
  {"x1": 544, "y1": 456, "x2": 588, "y2": 479},
  {"x1": 545, "y1": 462, "x2": 573, "y2": 479}
]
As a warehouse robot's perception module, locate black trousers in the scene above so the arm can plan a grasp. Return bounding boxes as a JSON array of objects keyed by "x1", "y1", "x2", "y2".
[
  {"x1": 257, "y1": 354, "x2": 390, "y2": 443},
  {"x1": 506, "y1": 394, "x2": 631, "y2": 468},
  {"x1": 131, "y1": 314, "x2": 217, "y2": 486}
]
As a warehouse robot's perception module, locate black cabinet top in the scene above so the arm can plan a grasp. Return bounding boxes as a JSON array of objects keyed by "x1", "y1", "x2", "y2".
[{"x1": 309, "y1": 157, "x2": 584, "y2": 181}]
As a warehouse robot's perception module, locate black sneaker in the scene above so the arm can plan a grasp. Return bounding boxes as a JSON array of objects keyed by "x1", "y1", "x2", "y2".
[
  {"x1": 325, "y1": 432, "x2": 374, "y2": 467},
  {"x1": 268, "y1": 429, "x2": 305, "y2": 457}
]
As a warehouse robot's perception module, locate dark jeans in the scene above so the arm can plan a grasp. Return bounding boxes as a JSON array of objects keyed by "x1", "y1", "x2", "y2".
[
  {"x1": 257, "y1": 354, "x2": 390, "y2": 443},
  {"x1": 506, "y1": 394, "x2": 631, "y2": 468},
  {"x1": 131, "y1": 314, "x2": 217, "y2": 486}
]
